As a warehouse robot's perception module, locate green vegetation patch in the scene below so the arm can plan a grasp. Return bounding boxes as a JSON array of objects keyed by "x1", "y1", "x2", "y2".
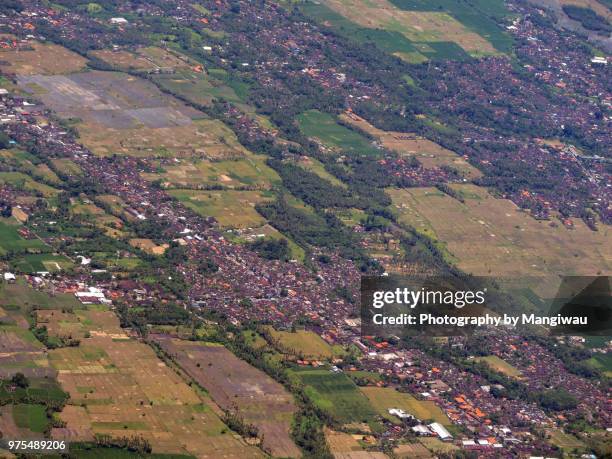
[
  {"x1": 586, "y1": 353, "x2": 612, "y2": 377},
  {"x1": 0, "y1": 378, "x2": 68, "y2": 406},
  {"x1": 13, "y1": 403, "x2": 49, "y2": 432},
  {"x1": 290, "y1": 368, "x2": 378, "y2": 424},
  {"x1": 301, "y1": 2, "x2": 420, "y2": 56},
  {"x1": 68, "y1": 443, "x2": 196, "y2": 459},
  {"x1": 546, "y1": 428, "x2": 586, "y2": 451},
  {"x1": 147, "y1": 156, "x2": 280, "y2": 189},
  {"x1": 153, "y1": 68, "x2": 248, "y2": 107},
  {"x1": 11, "y1": 253, "x2": 74, "y2": 274},
  {"x1": 562, "y1": 5, "x2": 611, "y2": 33},
  {"x1": 0, "y1": 171, "x2": 60, "y2": 197},
  {"x1": 296, "y1": 110, "x2": 380, "y2": 156},
  {"x1": 0, "y1": 220, "x2": 48, "y2": 254},
  {"x1": 389, "y1": 0, "x2": 513, "y2": 53},
  {"x1": 0, "y1": 281, "x2": 82, "y2": 311}
]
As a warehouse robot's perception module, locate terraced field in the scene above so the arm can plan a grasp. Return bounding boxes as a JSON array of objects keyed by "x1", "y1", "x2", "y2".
[
  {"x1": 48, "y1": 307, "x2": 264, "y2": 457},
  {"x1": 152, "y1": 335, "x2": 301, "y2": 458},
  {"x1": 388, "y1": 185, "x2": 612, "y2": 277}
]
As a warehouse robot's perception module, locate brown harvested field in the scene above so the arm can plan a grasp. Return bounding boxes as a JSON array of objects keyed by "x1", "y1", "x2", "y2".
[
  {"x1": 90, "y1": 47, "x2": 193, "y2": 72},
  {"x1": 52, "y1": 405, "x2": 94, "y2": 442},
  {"x1": 49, "y1": 309, "x2": 264, "y2": 458},
  {"x1": 11, "y1": 207, "x2": 28, "y2": 223},
  {"x1": 0, "y1": 405, "x2": 44, "y2": 441},
  {"x1": 341, "y1": 114, "x2": 481, "y2": 179},
  {"x1": 17, "y1": 69, "x2": 249, "y2": 158},
  {"x1": 0, "y1": 38, "x2": 87, "y2": 75},
  {"x1": 388, "y1": 185, "x2": 612, "y2": 277},
  {"x1": 152, "y1": 335, "x2": 301, "y2": 458},
  {"x1": 36, "y1": 309, "x2": 88, "y2": 340},
  {"x1": 80, "y1": 118, "x2": 247, "y2": 158},
  {"x1": 0, "y1": 325, "x2": 55, "y2": 380},
  {"x1": 322, "y1": 0, "x2": 497, "y2": 55},
  {"x1": 91, "y1": 49, "x2": 155, "y2": 71},
  {"x1": 325, "y1": 428, "x2": 389, "y2": 459}
]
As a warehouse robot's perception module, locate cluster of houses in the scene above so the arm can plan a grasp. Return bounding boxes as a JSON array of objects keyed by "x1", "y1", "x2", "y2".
[{"x1": 0, "y1": 1, "x2": 609, "y2": 456}]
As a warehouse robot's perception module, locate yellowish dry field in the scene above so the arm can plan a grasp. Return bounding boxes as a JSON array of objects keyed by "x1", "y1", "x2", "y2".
[
  {"x1": 49, "y1": 308, "x2": 264, "y2": 457},
  {"x1": 388, "y1": 185, "x2": 612, "y2": 277},
  {"x1": 169, "y1": 189, "x2": 273, "y2": 229},
  {"x1": 419, "y1": 437, "x2": 459, "y2": 454},
  {"x1": 71, "y1": 202, "x2": 124, "y2": 237},
  {"x1": 267, "y1": 328, "x2": 344, "y2": 360},
  {"x1": 90, "y1": 47, "x2": 193, "y2": 72},
  {"x1": 475, "y1": 356, "x2": 522, "y2": 379},
  {"x1": 50, "y1": 159, "x2": 82, "y2": 176},
  {"x1": 325, "y1": 428, "x2": 389, "y2": 459},
  {"x1": 142, "y1": 155, "x2": 280, "y2": 189},
  {"x1": 545, "y1": 428, "x2": 586, "y2": 451},
  {"x1": 96, "y1": 194, "x2": 128, "y2": 215},
  {"x1": 393, "y1": 442, "x2": 433, "y2": 459},
  {"x1": 129, "y1": 238, "x2": 168, "y2": 255},
  {"x1": 79, "y1": 118, "x2": 247, "y2": 158},
  {"x1": 341, "y1": 114, "x2": 481, "y2": 179},
  {"x1": 71, "y1": 203, "x2": 105, "y2": 216},
  {"x1": 0, "y1": 38, "x2": 87, "y2": 75},
  {"x1": 322, "y1": 0, "x2": 497, "y2": 55},
  {"x1": 360, "y1": 387, "x2": 451, "y2": 425}
]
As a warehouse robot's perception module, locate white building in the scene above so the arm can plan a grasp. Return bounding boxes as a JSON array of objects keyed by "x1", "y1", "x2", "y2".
[
  {"x1": 388, "y1": 408, "x2": 414, "y2": 420},
  {"x1": 428, "y1": 422, "x2": 453, "y2": 441},
  {"x1": 411, "y1": 425, "x2": 431, "y2": 436}
]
